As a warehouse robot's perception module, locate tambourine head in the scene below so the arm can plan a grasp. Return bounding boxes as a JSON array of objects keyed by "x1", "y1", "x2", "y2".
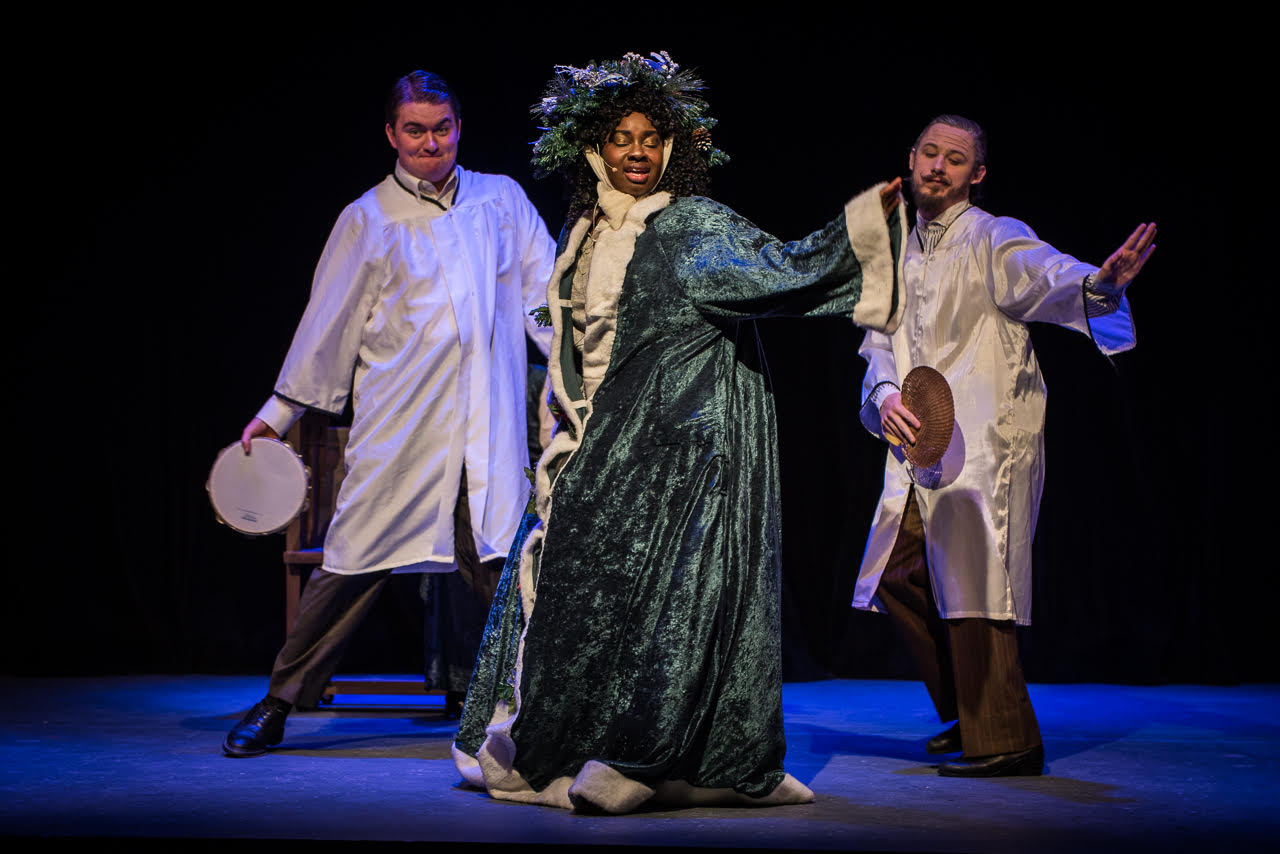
[{"x1": 207, "y1": 437, "x2": 310, "y2": 536}]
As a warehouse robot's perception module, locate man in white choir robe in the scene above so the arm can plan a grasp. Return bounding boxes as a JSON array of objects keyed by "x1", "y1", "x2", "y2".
[
  {"x1": 852, "y1": 115, "x2": 1156, "y2": 777},
  {"x1": 222, "y1": 71, "x2": 555, "y2": 757}
]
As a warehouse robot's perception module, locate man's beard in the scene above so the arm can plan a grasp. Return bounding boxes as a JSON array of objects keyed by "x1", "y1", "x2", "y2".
[{"x1": 911, "y1": 173, "x2": 963, "y2": 220}]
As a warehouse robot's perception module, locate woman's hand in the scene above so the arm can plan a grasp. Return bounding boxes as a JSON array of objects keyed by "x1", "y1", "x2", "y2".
[{"x1": 880, "y1": 177, "x2": 903, "y2": 220}]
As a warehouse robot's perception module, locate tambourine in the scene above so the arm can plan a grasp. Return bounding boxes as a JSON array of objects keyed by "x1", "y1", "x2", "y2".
[
  {"x1": 899, "y1": 366, "x2": 955, "y2": 469},
  {"x1": 207, "y1": 437, "x2": 310, "y2": 535}
]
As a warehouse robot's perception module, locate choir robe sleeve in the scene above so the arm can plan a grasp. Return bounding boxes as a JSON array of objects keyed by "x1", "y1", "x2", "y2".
[
  {"x1": 272, "y1": 203, "x2": 391, "y2": 416},
  {"x1": 507, "y1": 181, "x2": 556, "y2": 359},
  {"x1": 858, "y1": 329, "x2": 899, "y2": 440}
]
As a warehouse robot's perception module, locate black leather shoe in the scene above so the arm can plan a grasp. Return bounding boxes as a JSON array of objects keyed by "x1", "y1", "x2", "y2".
[
  {"x1": 938, "y1": 744, "x2": 1043, "y2": 777},
  {"x1": 223, "y1": 697, "x2": 289, "y2": 757},
  {"x1": 926, "y1": 723, "x2": 962, "y2": 755}
]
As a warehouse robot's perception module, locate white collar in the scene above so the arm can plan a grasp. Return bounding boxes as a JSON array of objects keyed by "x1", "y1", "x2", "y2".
[
  {"x1": 394, "y1": 161, "x2": 460, "y2": 207},
  {"x1": 916, "y1": 199, "x2": 972, "y2": 231}
]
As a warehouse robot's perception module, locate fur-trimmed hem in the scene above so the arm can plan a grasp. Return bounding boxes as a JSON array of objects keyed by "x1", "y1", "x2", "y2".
[
  {"x1": 468, "y1": 736, "x2": 814, "y2": 814},
  {"x1": 653, "y1": 772, "x2": 815, "y2": 808},
  {"x1": 472, "y1": 730, "x2": 573, "y2": 808},
  {"x1": 845, "y1": 182, "x2": 906, "y2": 334},
  {"x1": 452, "y1": 743, "x2": 485, "y2": 789},
  {"x1": 568, "y1": 760, "x2": 655, "y2": 814}
]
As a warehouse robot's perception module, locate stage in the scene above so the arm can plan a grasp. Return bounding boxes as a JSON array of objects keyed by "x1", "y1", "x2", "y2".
[{"x1": 1, "y1": 676, "x2": 1274, "y2": 851}]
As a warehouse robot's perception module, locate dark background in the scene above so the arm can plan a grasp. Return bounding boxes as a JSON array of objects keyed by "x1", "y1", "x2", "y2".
[{"x1": 8, "y1": 10, "x2": 1257, "y2": 684}]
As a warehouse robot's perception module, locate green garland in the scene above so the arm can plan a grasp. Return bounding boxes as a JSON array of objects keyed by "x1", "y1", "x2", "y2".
[
  {"x1": 530, "y1": 51, "x2": 728, "y2": 179},
  {"x1": 529, "y1": 304, "x2": 552, "y2": 328}
]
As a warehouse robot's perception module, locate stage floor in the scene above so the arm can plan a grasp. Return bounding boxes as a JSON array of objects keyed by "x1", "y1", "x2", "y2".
[{"x1": 1, "y1": 676, "x2": 1275, "y2": 852}]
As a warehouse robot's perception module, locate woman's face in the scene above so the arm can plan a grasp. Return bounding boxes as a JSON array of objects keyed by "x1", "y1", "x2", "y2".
[{"x1": 602, "y1": 112, "x2": 664, "y2": 197}]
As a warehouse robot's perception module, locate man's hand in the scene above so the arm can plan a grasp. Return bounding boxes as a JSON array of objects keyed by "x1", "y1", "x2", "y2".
[
  {"x1": 1096, "y1": 222, "x2": 1157, "y2": 288},
  {"x1": 880, "y1": 392, "x2": 920, "y2": 447},
  {"x1": 880, "y1": 177, "x2": 903, "y2": 220},
  {"x1": 240, "y1": 417, "x2": 281, "y2": 454}
]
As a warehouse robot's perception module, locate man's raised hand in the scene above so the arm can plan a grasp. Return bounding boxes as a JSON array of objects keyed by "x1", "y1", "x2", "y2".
[{"x1": 1096, "y1": 222, "x2": 1157, "y2": 288}]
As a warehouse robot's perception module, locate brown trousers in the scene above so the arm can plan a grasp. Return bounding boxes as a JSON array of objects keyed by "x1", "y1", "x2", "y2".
[
  {"x1": 875, "y1": 488, "x2": 1041, "y2": 758},
  {"x1": 267, "y1": 469, "x2": 496, "y2": 708}
]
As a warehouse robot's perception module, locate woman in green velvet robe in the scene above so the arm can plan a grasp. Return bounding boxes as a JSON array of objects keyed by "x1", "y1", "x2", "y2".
[{"x1": 452, "y1": 53, "x2": 904, "y2": 813}]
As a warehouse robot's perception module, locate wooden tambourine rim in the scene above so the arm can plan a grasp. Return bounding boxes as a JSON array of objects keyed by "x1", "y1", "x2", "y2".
[{"x1": 206, "y1": 437, "x2": 311, "y2": 536}]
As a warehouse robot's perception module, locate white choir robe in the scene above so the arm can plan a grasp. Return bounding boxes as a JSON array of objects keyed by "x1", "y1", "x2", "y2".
[
  {"x1": 262, "y1": 166, "x2": 555, "y2": 575},
  {"x1": 852, "y1": 206, "x2": 1135, "y2": 624}
]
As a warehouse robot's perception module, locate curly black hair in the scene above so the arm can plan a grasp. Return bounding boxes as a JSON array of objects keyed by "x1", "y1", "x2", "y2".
[{"x1": 562, "y1": 86, "x2": 713, "y2": 224}]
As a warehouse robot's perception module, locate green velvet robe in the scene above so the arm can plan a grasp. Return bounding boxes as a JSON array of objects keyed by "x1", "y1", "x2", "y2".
[{"x1": 453, "y1": 186, "x2": 903, "y2": 812}]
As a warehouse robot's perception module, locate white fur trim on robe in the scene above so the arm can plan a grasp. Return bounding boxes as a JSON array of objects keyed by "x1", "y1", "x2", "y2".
[{"x1": 846, "y1": 183, "x2": 906, "y2": 334}]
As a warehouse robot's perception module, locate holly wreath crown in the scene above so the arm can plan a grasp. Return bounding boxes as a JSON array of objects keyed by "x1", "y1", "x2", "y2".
[{"x1": 529, "y1": 50, "x2": 729, "y2": 179}]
